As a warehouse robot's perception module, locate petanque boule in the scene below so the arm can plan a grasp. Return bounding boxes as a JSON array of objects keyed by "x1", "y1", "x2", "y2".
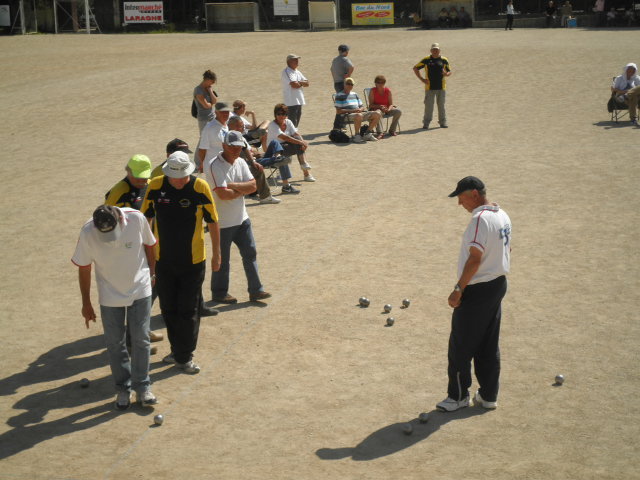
[
  {"x1": 386, "y1": 317, "x2": 395, "y2": 326},
  {"x1": 555, "y1": 374, "x2": 565, "y2": 385},
  {"x1": 79, "y1": 378, "x2": 90, "y2": 388},
  {"x1": 153, "y1": 414, "x2": 164, "y2": 426},
  {"x1": 359, "y1": 297, "x2": 370, "y2": 307},
  {"x1": 402, "y1": 423, "x2": 413, "y2": 435},
  {"x1": 383, "y1": 304, "x2": 392, "y2": 313},
  {"x1": 418, "y1": 412, "x2": 429, "y2": 423},
  {"x1": 402, "y1": 299, "x2": 411, "y2": 308}
]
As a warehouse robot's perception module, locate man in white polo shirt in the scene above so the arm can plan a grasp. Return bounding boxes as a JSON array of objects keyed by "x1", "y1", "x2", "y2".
[
  {"x1": 281, "y1": 54, "x2": 309, "y2": 127},
  {"x1": 205, "y1": 131, "x2": 271, "y2": 304},
  {"x1": 197, "y1": 101, "x2": 231, "y2": 171},
  {"x1": 436, "y1": 176, "x2": 512, "y2": 412},
  {"x1": 72, "y1": 205, "x2": 158, "y2": 410}
]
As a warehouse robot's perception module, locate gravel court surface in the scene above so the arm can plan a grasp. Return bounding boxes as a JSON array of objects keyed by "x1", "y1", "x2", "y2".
[{"x1": 0, "y1": 27, "x2": 638, "y2": 479}]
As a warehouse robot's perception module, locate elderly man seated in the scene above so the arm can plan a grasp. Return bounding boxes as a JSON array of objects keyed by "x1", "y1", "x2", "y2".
[
  {"x1": 612, "y1": 63, "x2": 640, "y2": 126},
  {"x1": 334, "y1": 77, "x2": 381, "y2": 144}
]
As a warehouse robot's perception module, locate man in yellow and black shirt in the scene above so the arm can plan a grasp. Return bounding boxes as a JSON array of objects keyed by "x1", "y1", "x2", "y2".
[
  {"x1": 105, "y1": 154, "x2": 152, "y2": 210},
  {"x1": 413, "y1": 43, "x2": 452, "y2": 129},
  {"x1": 141, "y1": 151, "x2": 221, "y2": 374}
]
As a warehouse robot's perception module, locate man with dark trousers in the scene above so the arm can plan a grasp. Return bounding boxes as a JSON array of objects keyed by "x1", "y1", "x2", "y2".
[{"x1": 436, "y1": 176, "x2": 512, "y2": 412}]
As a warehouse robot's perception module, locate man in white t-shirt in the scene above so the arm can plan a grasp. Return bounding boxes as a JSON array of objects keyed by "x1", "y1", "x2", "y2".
[
  {"x1": 72, "y1": 205, "x2": 158, "y2": 410},
  {"x1": 197, "y1": 101, "x2": 232, "y2": 171},
  {"x1": 436, "y1": 176, "x2": 512, "y2": 413},
  {"x1": 205, "y1": 131, "x2": 272, "y2": 304},
  {"x1": 281, "y1": 54, "x2": 309, "y2": 127}
]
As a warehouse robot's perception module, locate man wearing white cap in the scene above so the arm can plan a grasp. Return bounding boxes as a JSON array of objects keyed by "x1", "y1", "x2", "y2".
[
  {"x1": 198, "y1": 101, "x2": 232, "y2": 171},
  {"x1": 72, "y1": 205, "x2": 158, "y2": 410},
  {"x1": 141, "y1": 152, "x2": 221, "y2": 374},
  {"x1": 413, "y1": 43, "x2": 452, "y2": 129},
  {"x1": 281, "y1": 54, "x2": 309, "y2": 127}
]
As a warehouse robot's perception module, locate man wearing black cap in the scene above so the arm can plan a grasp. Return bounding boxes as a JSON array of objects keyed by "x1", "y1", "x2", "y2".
[
  {"x1": 72, "y1": 205, "x2": 158, "y2": 410},
  {"x1": 436, "y1": 177, "x2": 512, "y2": 412},
  {"x1": 331, "y1": 44, "x2": 354, "y2": 93}
]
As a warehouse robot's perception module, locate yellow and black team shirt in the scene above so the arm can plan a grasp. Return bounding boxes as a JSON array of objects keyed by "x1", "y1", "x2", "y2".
[
  {"x1": 104, "y1": 177, "x2": 148, "y2": 210},
  {"x1": 141, "y1": 175, "x2": 218, "y2": 266},
  {"x1": 414, "y1": 56, "x2": 451, "y2": 91}
]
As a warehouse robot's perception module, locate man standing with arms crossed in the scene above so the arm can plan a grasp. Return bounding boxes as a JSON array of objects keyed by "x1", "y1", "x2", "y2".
[
  {"x1": 330, "y1": 44, "x2": 354, "y2": 94},
  {"x1": 436, "y1": 176, "x2": 512, "y2": 412},
  {"x1": 72, "y1": 205, "x2": 158, "y2": 410},
  {"x1": 281, "y1": 54, "x2": 309, "y2": 128},
  {"x1": 413, "y1": 43, "x2": 451, "y2": 129}
]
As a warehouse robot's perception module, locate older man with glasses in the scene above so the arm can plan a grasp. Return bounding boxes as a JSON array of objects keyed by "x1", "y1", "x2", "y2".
[{"x1": 334, "y1": 77, "x2": 381, "y2": 144}]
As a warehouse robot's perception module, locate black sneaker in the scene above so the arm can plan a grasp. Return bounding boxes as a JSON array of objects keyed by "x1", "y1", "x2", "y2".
[
  {"x1": 282, "y1": 184, "x2": 300, "y2": 194},
  {"x1": 199, "y1": 305, "x2": 220, "y2": 316}
]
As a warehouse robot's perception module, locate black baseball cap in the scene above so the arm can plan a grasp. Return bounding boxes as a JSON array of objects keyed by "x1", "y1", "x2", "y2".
[
  {"x1": 166, "y1": 138, "x2": 192, "y2": 154},
  {"x1": 338, "y1": 44, "x2": 350, "y2": 52},
  {"x1": 92, "y1": 205, "x2": 121, "y2": 242},
  {"x1": 448, "y1": 176, "x2": 485, "y2": 197}
]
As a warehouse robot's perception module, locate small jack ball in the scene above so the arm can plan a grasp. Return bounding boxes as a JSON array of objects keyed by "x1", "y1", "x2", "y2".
[
  {"x1": 154, "y1": 414, "x2": 164, "y2": 425},
  {"x1": 402, "y1": 423, "x2": 413, "y2": 435},
  {"x1": 418, "y1": 412, "x2": 429, "y2": 423},
  {"x1": 386, "y1": 317, "x2": 395, "y2": 326},
  {"x1": 384, "y1": 304, "x2": 392, "y2": 313},
  {"x1": 555, "y1": 374, "x2": 565, "y2": 385},
  {"x1": 79, "y1": 378, "x2": 90, "y2": 388},
  {"x1": 402, "y1": 299, "x2": 411, "y2": 308}
]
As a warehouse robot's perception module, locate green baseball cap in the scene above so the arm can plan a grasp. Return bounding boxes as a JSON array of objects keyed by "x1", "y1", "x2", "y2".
[{"x1": 127, "y1": 154, "x2": 152, "y2": 179}]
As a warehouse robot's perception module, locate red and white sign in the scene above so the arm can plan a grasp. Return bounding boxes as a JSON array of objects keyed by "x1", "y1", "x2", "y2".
[{"x1": 124, "y1": 2, "x2": 164, "y2": 24}]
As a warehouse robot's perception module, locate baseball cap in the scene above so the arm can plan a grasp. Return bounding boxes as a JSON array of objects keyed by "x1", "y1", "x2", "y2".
[
  {"x1": 224, "y1": 130, "x2": 246, "y2": 147},
  {"x1": 127, "y1": 154, "x2": 152, "y2": 179},
  {"x1": 162, "y1": 151, "x2": 195, "y2": 178},
  {"x1": 166, "y1": 138, "x2": 192, "y2": 154},
  {"x1": 431, "y1": 43, "x2": 441, "y2": 50},
  {"x1": 448, "y1": 176, "x2": 485, "y2": 197},
  {"x1": 338, "y1": 44, "x2": 350, "y2": 53},
  {"x1": 344, "y1": 77, "x2": 355, "y2": 86},
  {"x1": 92, "y1": 205, "x2": 122, "y2": 242},
  {"x1": 286, "y1": 54, "x2": 301, "y2": 61},
  {"x1": 215, "y1": 101, "x2": 232, "y2": 112}
]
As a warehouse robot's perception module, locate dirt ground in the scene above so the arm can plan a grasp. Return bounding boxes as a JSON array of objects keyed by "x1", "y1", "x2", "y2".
[{"x1": 0, "y1": 26, "x2": 639, "y2": 480}]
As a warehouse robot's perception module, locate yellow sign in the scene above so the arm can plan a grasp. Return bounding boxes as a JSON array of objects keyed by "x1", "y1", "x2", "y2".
[{"x1": 352, "y1": 3, "x2": 394, "y2": 25}]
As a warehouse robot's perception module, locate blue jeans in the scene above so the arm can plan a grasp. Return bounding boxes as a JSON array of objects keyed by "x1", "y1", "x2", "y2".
[
  {"x1": 261, "y1": 140, "x2": 291, "y2": 180},
  {"x1": 100, "y1": 296, "x2": 152, "y2": 394},
  {"x1": 211, "y1": 218, "x2": 263, "y2": 297}
]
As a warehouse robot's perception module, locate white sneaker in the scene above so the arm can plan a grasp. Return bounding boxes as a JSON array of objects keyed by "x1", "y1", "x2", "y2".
[
  {"x1": 363, "y1": 132, "x2": 378, "y2": 141},
  {"x1": 115, "y1": 391, "x2": 131, "y2": 410},
  {"x1": 436, "y1": 396, "x2": 469, "y2": 412},
  {"x1": 352, "y1": 134, "x2": 365, "y2": 144},
  {"x1": 175, "y1": 360, "x2": 200, "y2": 374},
  {"x1": 259, "y1": 195, "x2": 282, "y2": 204},
  {"x1": 474, "y1": 390, "x2": 497, "y2": 409},
  {"x1": 304, "y1": 175, "x2": 316, "y2": 182},
  {"x1": 300, "y1": 162, "x2": 312, "y2": 170},
  {"x1": 137, "y1": 390, "x2": 158, "y2": 407}
]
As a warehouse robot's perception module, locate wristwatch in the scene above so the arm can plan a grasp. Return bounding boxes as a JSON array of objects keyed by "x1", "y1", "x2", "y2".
[{"x1": 454, "y1": 283, "x2": 462, "y2": 292}]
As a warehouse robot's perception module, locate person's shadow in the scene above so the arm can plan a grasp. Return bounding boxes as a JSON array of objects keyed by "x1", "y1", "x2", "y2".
[{"x1": 316, "y1": 407, "x2": 488, "y2": 461}]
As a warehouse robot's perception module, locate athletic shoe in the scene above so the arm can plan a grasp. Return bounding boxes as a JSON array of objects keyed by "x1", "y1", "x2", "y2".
[
  {"x1": 115, "y1": 391, "x2": 131, "y2": 410},
  {"x1": 300, "y1": 162, "x2": 312, "y2": 170},
  {"x1": 199, "y1": 305, "x2": 220, "y2": 316},
  {"x1": 363, "y1": 132, "x2": 378, "y2": 141},
  {"x1": 473, "y1": 391, "x2": 497, "y2": 409},
  {"x1": 162, "y1": 353, "x2": 175, "y2": 365},
  {"x1": 175, "y1": 360, "x2": 200, "y2": 374},
  {"x1": 304, "y1": 175, "x2": 316, "y2": 182},
  {"x1": 436, "y1": 396, "x2": 469, "y2": 412},
  {"x1": 352, "y1": 134, "x2": 365, "y2": 143},
  {"x1": 212, "y1": 294, "x2": 237, "y2": 304},
  {"x1": 390, "y1": 131, "x2": 399, "y2": 136},
  {"x1": 260, "y1": 195, "x2": 282, "y2": 204},
  {"x1": 440, "y1": 124, "x2": 448, "y2": 128},
  {"x1": 272, "y1": 156, "x2": 292, "y2": 168},
  {"x1": 281, "y1": 184, "x2": 300, "y2": 194},
  {"x1": 422, "y1": 124, "x2": 430, "y2": 130},
  {"x1": 632, "y1": 118, "x2": 639, "y2": 126},
  {"x1": 249, "y1": 291, "x2": 272, "y2": 302},
  {"x1": 150, "y1": 345, "x2": 158, "y2": 355},
  {"x1": 150, "y1": 331, "x2": 163, "y2": 342},
  {"x1": 137, "y1": 390, "x2": 158, "y2": 407}
]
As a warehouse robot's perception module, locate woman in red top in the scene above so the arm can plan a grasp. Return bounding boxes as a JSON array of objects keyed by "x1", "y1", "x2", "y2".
[{"x1": 368, "y1": 75, "x2": 402, "y2": 137}]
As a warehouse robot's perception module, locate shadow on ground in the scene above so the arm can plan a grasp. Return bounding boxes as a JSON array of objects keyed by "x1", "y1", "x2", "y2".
[{"x1": 316, "y1": 407, "x2": 487, "y2": 461}]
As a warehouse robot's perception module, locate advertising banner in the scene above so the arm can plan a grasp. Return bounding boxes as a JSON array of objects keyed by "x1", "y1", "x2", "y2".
[
  {"x1": 274, "y1": 0, "x2": 299, "y2": 16},
  {"x1": 123, "y1": 2, "x2": 164, "y2": 24},
  {"x1": 351, "y1": 3, "x2": 394, "y2": 25}
]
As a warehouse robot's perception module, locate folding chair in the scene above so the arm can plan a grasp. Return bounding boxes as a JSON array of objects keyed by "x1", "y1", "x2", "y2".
[
  {"x1": 363, "y1": 87, "x2": 400, "y2": 134},
  {"x1": 609, "y1": 77, "x2": 630, "y2": 123},
  {"x1": 332, "y1": 93, "x2": 355, "y2": 136}
]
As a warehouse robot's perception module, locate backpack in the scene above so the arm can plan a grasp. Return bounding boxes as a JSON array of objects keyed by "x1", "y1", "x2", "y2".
[
  {"x1": 191, "y1": 99, "x2": 198, "y2": 118},
  {"x1": 329, "y1": 129, "x2": 350, "y2": 143}
]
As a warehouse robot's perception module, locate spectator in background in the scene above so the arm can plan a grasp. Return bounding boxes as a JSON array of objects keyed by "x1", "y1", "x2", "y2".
[
  {"x1": 232, "y1": 100, "x2": 269, "y2": 151},
  {"x1": 606, "y1": 7, "x2": 617, "y2": 26},
  {"x1": 593, "y1": 0, "x2": 605, "y2": 26},
  {"x1": 560, "y1": 0, "x2": 573, "y2": 26},
  {"x1": 330, "y1": 44, "x2": 355, "y2": 94},
  {"x1": 459, "y1": 7, "x2": 472, "y2": 27},
  {"x1": 281, "y1": 54, "x2": 309, "y2": 128},
  {"x1": 545, "y1": 1, "x2": 557, "y2": 27},
  {"x1": 505, "y1": 0, "x2": 515, "y2": 30},
  {"x1": 438, "y1": 8, "x2": 451, "y2": 28},
  {"x1": 449, "y1": 7, "x2": 459, "y2": 27},
  {"x1": 367, "y1": 75, "x2": 402, "y2": 137},
  {"x1": 612, "y1": 63, "x2": 640, "y2": 126},
  {"x1": 194, "y1": 70, "x2": 218, "y2": 133}
]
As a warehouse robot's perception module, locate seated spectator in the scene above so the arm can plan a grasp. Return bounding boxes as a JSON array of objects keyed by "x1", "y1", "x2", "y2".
[
  {"x1": 624, "y1": 8, "x2": 636, "y2": 26},
  {"x1": 266, "y1": 103, "x2": 315, "y2": 191},
  {"x1": 449, "y1": 7, "x2": 459, "y2": 27},
  {"x1": 459, "y1": 7, "x2": 472, "y2": 27},
  {"x1": 438, "y1": 8, "x2": 451, "y2": 28},
  {"x1": 334, "y1": 77, "x2": 381, "y2": 144},
  {"x1": 367, "y1": 75, "x2": 402, "y2": 137},
  {"x1": 231, "y1": 100, "x2": 269, "y2": 151},
  {"x1": 560, "y1": 0, "x2": 572, "y2": 26},
  {"x1": 545, "y1": 1, "x2": 557, "y2": 27},
  {"x1": 606, "y1": 7, "x2": 617, "y2": 26},
  {"x1": 612, "y1": 63, "x2": 640, "y2": 125}
]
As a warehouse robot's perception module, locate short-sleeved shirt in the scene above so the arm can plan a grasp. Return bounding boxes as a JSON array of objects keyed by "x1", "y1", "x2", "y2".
[
  {"x1": 266, "y1": 118, "x2": 298, "y2": 146},
  {"x1": 72, "y1": 207, "x2": 156, "y2": 307},
  {"x1": 205, "y1": 153, "x2": 253, "y2": 229},
  {"x1": 141, "y1": 176, "x2": 218, "y2": 265},
  {"x1": 193, "y1": 85, "x2": 215, "y2": 123},
  {"x1": 457, "y1": 204, "x2": 512, "y2": 285},
  {"x1": 104, "y1": 177, "x2": 148, "y2": 210},
  {"x1": 198, "y1": 118, "x2": 229, "y2": 165},
  {"x1": 331, "y1": 55, "x2": 353, "y2": 83},
  {"x1": 334, "y1": 91, "x2": 362, "y2": 111},
  {"x1": 230, "y1": 113, "x2": 253, "y2": 134},
  {"x1": 414, "y1": 55, "x2": 451, "y2": 90},
  {"x1": 281, "y1": 67, "x2": 307, "y2": 107}
]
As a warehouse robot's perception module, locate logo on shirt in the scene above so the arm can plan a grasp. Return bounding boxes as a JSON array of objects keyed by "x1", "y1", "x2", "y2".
[
  {"x1": 499, "y1": 225, "x2": 511, "y2": 246},
  {"x1": 179, "y1": 199, "x2": 191, "y2": 208}
]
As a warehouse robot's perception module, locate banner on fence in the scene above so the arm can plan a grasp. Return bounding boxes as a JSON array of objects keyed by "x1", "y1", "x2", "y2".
[
  {"x1": 124, "y1": 2, "x2": 164, "y2": 24},
  {"x1": 351, "y1": 3, "x2": 394, "y2": 25}
]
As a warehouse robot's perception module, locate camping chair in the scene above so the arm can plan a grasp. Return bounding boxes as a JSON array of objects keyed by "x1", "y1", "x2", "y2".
[
  {"x1": 363, "y1": 87, "x2": 400, "y2": 134},
  {"x1": 332, "y1": 93, "x2": 355, "y2": 136},
  {"x1": 609, "y1": 76, "x2": 630, "y2": 122}
]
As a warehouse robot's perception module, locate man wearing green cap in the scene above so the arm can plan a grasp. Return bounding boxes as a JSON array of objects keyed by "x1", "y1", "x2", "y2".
[{"x1": 105, "y1": 154, "x2": 153, "y2": 211}]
